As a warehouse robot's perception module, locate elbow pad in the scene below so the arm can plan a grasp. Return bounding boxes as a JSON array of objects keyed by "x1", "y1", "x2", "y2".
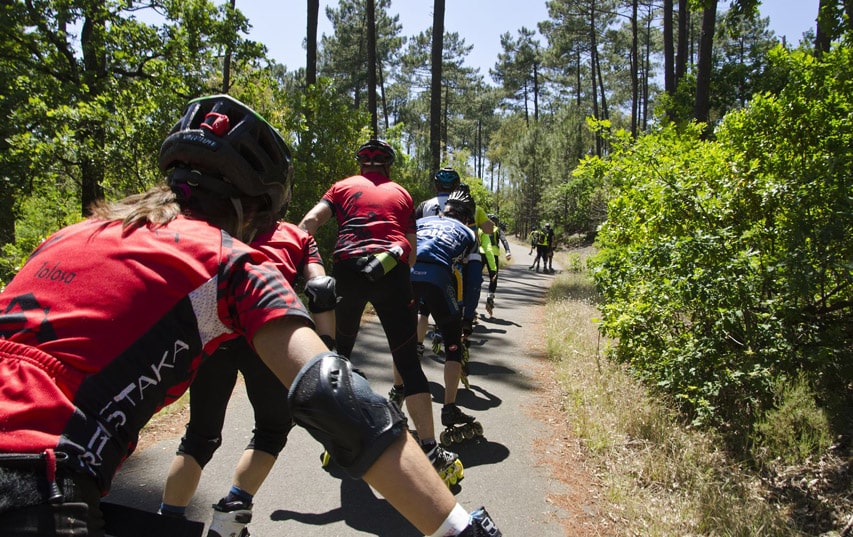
[
  {"x1": 304, "y1": 275, "x2": 338, "y2": 313},
  {"x1": 288, "y1": 353, "x2": 406, "y2": 478}
]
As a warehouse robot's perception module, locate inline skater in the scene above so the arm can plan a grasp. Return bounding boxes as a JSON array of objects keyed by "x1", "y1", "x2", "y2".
[
  {"x1": 414, "y1": 168, "x2": 495, "y2": 355},
  {"x1": 0, "y1": 95, "x2": 501, "y2": 537},
  {"x1": 298, "y1": 140, "x2": 463, "y2": 488},
  {"x1": 484, "y1": 214, "x2": 512, "y2": 317},
  {"x1": 409, "y1": 188, "x2": 485, "y2": 449},
  {"x1": 158, "y1": 220, "x2": 337, "y2": 537}
]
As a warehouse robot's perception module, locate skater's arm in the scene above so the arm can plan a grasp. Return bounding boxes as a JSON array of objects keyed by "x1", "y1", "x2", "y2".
[
  {"x1": 298, "y1": 201, "x2": 333, "y2": 235},
  {"x1": 253, "y1": 319, "x2": 464, "y2": 535},
  {"x1": 303, "y1": 262, "x2": 336, "y2": 350}
]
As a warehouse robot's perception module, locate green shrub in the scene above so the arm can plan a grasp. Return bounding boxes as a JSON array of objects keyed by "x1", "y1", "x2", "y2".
[
  {"x1": 752, "y1": 375, "x2": 833, "y2": 468},
  {"x1": 583, "y1": 45, "x2": 853, "y2": 439}
]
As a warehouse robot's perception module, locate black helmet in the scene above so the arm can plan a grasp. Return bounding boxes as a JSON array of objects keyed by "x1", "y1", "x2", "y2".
[
  {"x1": 433, "y1": 167, "x2": 460, "y2": 192},
  {"x1": 355, "y1": 139, "x2": 396, "y2": 166},
  {"x1": 487, "y1": 213, "x2": 499, "y2": 223},
  {"x1": 444, "y1": 185, "x2": 475, "y2": 223},
  {"x1": 158, "y1": 94, "x2": 294, "y2": 214}
]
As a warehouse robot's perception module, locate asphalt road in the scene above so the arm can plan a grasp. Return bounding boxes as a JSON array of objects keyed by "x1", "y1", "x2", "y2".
[{"x1": 106, "y1": 244, "x2": 568, "y2": 536}]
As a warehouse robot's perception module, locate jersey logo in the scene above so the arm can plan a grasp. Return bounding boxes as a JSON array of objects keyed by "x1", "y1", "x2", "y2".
[{"x1": 0, "y1": 293, "x2": 56, "y2": 343}]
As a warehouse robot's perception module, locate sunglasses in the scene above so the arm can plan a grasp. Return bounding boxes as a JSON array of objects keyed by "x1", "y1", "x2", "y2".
[{"x1": 357, "y1": 151, "x2": 391, "y2": 165}]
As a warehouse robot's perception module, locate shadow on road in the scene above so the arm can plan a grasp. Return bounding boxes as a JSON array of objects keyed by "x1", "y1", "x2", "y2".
[{"x1": 271, "y1": 478, "x2": 420, "y2": 537}]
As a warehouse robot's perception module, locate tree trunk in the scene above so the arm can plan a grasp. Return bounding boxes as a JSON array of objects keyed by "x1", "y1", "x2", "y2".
[
  {"x1": 221, "y1": 0, "x2": 236, "y2": 93},
  {"x1": 630, "y1": 0, "x2": 639, "y2": 137},
  {"x1": 306, "y1": 0, "x2": 318, "y2": 85},
  {"x1": 663, "y1": 0, "x2": 675, "y2": 94},
  {"x1": 676, "y1": 0, "x2": 689, "y2": 85},
  {"x1": 815, "y1": 0, "x2": 833, "y2": 57},
  {"x1": 79, "y1": 8, "x2": 107, "y2": 215},
  {"x1": 693, "y1": 0, "x2": 717, "y2": 126},
  {"x1": 0, "y1": 181, "x2": 16, "y2": 246},
  {"x1": 429, "y1": 0, "x2": 445, "y2": 170},
  {"x1": 533, "y1": 61, "x2": 540, "y2": 123},
  {"x1": 588, "y1": 4, "x2": 601, "y2": 155},
  {"x1": 643, "y1": 10, "x2": 652, "y2": 130},
  {"x1": 366, "y1": 0, "x2": 378, "y2": 137}
]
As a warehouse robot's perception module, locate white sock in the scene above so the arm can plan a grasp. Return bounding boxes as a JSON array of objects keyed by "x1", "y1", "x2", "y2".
[{"x1": 429, "y1": 503, "x2": 470, "y2": 537}]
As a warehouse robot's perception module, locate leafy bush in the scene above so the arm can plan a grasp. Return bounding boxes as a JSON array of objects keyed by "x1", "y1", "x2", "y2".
[{"x1": 584, "y1": 46, "x2": 852, "y2": 441}]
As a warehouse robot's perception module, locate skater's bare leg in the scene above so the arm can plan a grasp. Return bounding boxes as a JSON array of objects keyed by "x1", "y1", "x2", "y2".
[
  {"x1": 444, "y1": 361, "x2": 462, "y2": 405},
  {"x1": 232, "y1": 449, "x2": 276, "y2": 495},
  {"x1": 162, "y1": 454, "x2": 202, "y2": 507},
  {"x1": 363, "y1": 433, "x2": 458, "y2": 534},
  {"x1": 405, "y1": 391, "x2": 437, "y2": 444},
  {"x1": 417, "y1": 313, "x2": 430, "y2": 343}
]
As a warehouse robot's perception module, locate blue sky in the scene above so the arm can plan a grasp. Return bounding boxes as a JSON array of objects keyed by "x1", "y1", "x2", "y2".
[{"x1": 236, "y1": 0, "x2": 820, "y2": 75}]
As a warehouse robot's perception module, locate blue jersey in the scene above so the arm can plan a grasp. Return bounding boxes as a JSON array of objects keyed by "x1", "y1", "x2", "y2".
[{"x1": 414, "y1": 215, "x2": 478, "y2": 269}]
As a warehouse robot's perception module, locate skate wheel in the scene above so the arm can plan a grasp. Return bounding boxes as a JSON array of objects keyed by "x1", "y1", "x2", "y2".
[
  {"x1": 440, "y1": 430, "x2": 452, "y2": 447},
  {"x1": 472, "y1": 422, "x2": 484, "y2": 436},
  {"x1": 450, "y1": 429, "x2": 464, "y2": 444},
  {"x1": 462, "y1": 426, "x2": 475, "y2": 440}
]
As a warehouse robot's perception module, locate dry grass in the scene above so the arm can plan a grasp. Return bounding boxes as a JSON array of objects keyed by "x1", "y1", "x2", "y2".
[{"x1": 544, "y1": 248, "x2": 797, "y2": 536}]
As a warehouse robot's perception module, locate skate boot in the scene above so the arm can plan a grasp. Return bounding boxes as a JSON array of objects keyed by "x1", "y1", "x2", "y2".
[
  {"x1": 485, "y1": 294, "x2": 495, "y2": 317},
  {"x1": 458, "y1": 506, "x2": 502, "y2": 536},
  {"x1": 431, "y1": 330, "x2": 444, "y2": 356},
  {"x1": 207, "y1": 498, "x2": 252, "y2": 537},
  {"x1": 388, "y1": 383, "x2": 405, "y2": 408},
  {"x1": 440, "y1": 403, "x2": 484, "y2": 447},
  {"x1": 424, "y1": 442, "x2": 464, "y2": 488}
]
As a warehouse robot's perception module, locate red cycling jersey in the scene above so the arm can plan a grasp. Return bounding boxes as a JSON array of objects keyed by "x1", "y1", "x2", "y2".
[
  {"x1": 320, "y1": 171, "x2": 416, "y2": 263},
  {"x1": 0, "y1": 216, "x2": 312, "y2": 492},
  {"x1": 251, "y1": 221, "x2": 323, "y2": 282}
]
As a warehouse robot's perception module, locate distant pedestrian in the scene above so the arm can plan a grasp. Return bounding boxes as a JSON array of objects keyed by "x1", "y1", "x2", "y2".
[
  {"x1": 544, "y1": 222, "x2": 556, "y2": 273},
  {"x1": 528, "y1": 224, "x2": 547, "y2": 272}
]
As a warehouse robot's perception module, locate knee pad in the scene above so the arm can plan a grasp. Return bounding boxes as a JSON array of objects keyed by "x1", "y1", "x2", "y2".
[
  {"x1": 176, "y1": 427, "x2": 222, "y2": 468},
  {"x1": 287, "y1": 352, "x2": 406, "y2": 478}
]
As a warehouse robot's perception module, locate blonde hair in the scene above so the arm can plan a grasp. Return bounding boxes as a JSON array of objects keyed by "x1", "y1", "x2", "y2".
[
  {"x1": 88, "y1": 184, "x2": 278, "y2": 242},
  {"x1": 88, "y1": 185, "x2": 182, "y2": 231}
]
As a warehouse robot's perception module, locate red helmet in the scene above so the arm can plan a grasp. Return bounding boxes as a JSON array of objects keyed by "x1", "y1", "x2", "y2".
[
  {"x1": 355, "y1": 139, "x2": 396, "y2": 166},
  {"x1": 159, "y1": 94, "x2": 294, "y2": 214}
]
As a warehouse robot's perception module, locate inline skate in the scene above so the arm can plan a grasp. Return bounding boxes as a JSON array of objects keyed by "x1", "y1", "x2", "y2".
[
  {"x1": 431, "y1": 327, "x2": 444, "y2": 356},
  {"x1": 425, "y1": 442, "x2": 464, "y2": 488},
  {"x1": 387, "y1": 383, "x2": 405, "y2": 408},
  {"x1": 485, "y1": 294, "x2": 495, "y2": 317},
  {"x1": 207, "y1": 497, "x2": 252, "y2": 537},
  {"x1": 458, "y1": 507, "x2": 502, "y2": 536},
  {"x1": 440, "y1": 403, "x2": 484, "y2": 447}
]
